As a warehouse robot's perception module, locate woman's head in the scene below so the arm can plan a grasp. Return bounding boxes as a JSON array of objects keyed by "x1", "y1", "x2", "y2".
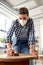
[
  {"x1": 18, "y1": 7, "x2": 29, "y2": 20},
  {"x1": 18, "y1": 7, "x2": 29, "y2": 26}
]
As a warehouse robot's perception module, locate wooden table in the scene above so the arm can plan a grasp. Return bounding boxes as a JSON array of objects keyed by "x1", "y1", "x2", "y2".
[{"x1": 0, "y1": 54, "x2": 38, "y2": 65}]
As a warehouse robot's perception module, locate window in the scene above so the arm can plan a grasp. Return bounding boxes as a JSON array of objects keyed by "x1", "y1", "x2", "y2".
[
  {"x1": 0, "y1": 2, "x2": 17, "y2": 48},
  {"x1": 0, "y1": 13, "x2": 6, "y2": 38},
  {"x1": 0, "y1": 13, "x2": 16, "y2": 48},
  {"x1": 40, "y1": 19, "x2": 43, "y2": 49},
  {"x1": 39, "y1": 19, "x2": 43, "y2": 54}
]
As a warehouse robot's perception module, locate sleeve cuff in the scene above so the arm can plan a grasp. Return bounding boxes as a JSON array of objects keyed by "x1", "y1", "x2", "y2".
[{"x1": 28, "y1": 41, "x2": 35, "y2": 45}]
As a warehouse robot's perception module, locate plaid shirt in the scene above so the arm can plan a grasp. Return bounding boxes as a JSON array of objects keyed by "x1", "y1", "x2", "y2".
[{"x1": 6, "y1": 18, "x2": 35, "y2": 45}]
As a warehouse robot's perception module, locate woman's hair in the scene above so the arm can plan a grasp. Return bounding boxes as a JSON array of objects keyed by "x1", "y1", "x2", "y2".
[{"x1": 18, "y1": 7, "x2": 29, "y2": 16}]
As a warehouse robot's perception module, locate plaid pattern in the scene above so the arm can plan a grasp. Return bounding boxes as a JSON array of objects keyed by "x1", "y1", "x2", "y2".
[{"x1": 5, "y1": 18, "x2": 35, "y2": 45}]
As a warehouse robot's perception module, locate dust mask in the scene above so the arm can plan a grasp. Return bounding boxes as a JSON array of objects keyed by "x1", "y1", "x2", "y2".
[{"x1": 19, "y1": 20, "x2": 27, "y2": 26}]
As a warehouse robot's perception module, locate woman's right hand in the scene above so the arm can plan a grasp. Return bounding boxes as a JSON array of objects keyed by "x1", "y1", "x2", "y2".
[{"x1": 7, "y1": 48, "x2": 14, "y2": 56}]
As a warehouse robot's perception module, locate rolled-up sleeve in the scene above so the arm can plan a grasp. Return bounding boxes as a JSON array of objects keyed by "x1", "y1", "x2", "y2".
[
  {"x1": 28, "y1": 20, "x2": 35, "y2": 45},
  {"x1": 5, "y1": 21, "x2": 16, "y2": 44}
]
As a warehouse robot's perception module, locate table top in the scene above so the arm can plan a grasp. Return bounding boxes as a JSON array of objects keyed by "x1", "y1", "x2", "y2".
[{"x1": 0, "y1": 54, "x2": 38, "y2": 62}]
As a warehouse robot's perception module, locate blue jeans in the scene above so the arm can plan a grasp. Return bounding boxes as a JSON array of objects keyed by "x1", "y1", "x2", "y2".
[{"x1": 12, "y1": 40, "x2": 33, "y2": 65}]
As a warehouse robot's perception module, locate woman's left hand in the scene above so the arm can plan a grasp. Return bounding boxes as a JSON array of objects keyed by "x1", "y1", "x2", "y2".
[
  {"x1": 30, "y1": 50, "x2": 38, "y2": 55},
  {"x1": 29, "y1": 44, "x2": 38, "y2": 55}
]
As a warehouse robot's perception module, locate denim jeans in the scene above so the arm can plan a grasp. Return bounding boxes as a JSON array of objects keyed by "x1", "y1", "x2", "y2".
[{"x1": 12, "y1": 40, "x2": 33, "y2": 65}]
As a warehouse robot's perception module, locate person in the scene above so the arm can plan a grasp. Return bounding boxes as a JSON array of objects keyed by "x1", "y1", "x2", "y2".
[{"x1": 5, "y1": 7, "x2": 37, "y2": 65}]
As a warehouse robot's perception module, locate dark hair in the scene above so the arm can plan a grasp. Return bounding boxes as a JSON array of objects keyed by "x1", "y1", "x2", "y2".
[{"x1": 18, "y1": 7, "x2": 29, "y2": 16}]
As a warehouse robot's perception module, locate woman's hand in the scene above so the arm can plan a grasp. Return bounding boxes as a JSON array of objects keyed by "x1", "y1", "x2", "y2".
[
  {"x1": 29, "y1": 44, "x2": 38, "y2": 55},
  {"x1": 30, "y1": 49, "x2": 38, "y2": 55},
  {"x1": 7, "y1": 48, "x2": 14, "y2": 56}
]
